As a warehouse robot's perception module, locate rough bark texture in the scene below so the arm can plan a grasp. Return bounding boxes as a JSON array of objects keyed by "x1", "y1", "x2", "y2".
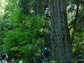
[{"x1": 50, "y1": 0, "x2": 72, "y2": 63}]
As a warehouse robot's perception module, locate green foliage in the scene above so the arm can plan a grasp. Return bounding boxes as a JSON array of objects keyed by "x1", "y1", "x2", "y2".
[
  {"x1": 0, "y1": 1, "x2": 49, "y2": 63},
  {"x1": 0, "y1": 0, "x2": 84, "y2": 63},
  {"x1": 2, "y1": 15, "x2": 48, "y2": 62},
  {"x1": 67, "y1": 1, "x2": 84, "y2": 62}
]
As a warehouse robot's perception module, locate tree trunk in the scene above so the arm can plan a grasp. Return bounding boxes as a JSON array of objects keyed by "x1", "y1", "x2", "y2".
[
  {"x1": 19, "y1": 0, "x2": 30, "y2": 15},
  {"x1": 50, "y1": 0, "x2": 72, "y2": 63}
]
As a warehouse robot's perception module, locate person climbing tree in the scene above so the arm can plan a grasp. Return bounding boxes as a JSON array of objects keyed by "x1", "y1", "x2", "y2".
[
  {"x1": 43, "y1": 47, "x2": 50, "y2": 63},
  {"x1": 45, "y1": 8, "x2": 51, "y2": 19}
]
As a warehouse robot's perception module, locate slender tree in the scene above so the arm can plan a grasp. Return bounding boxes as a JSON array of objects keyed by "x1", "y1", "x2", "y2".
[
  {"x1": 19, "y1": 0, "x2": 30, "y2": 15},
  {"x1": 50, "y1": 0, "x2": 72, "y2": 63}
]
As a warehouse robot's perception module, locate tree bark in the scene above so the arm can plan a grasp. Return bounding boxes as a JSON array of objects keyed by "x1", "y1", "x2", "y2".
[{"x1": 50, "y1": 0, "x2": 72, "y2": 63}]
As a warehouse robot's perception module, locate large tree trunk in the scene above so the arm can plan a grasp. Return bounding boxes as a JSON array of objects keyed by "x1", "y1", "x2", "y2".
[{"x1": 50, "y1": 0, "x2": 72, "y2": 63}]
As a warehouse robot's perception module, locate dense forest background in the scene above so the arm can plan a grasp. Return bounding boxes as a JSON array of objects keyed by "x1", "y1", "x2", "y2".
[{"x1": 0, "y1": 0, "x2": 84, "y2": 63}]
